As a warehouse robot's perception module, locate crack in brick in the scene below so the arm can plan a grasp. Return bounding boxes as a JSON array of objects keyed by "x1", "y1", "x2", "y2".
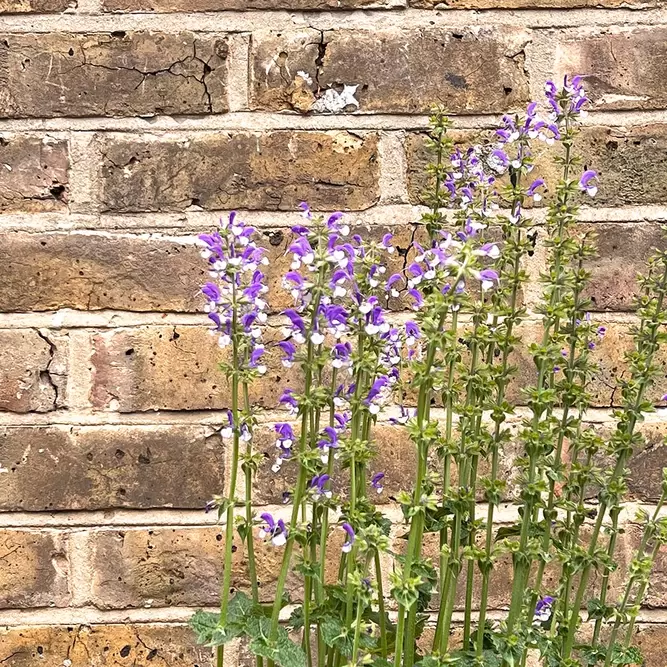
[{"x1": 35, "y1": 329, "x2": 60, "y2": 408}]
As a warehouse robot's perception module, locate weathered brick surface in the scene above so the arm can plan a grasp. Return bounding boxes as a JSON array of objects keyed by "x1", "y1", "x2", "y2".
[
  {"x1": 0, "y1": 425, "x2": 225, "y2": 511},
  {"x1": 104, "y1": 0, "x2": 388, "y2": 10},
  {"x1": 0, "y1": 224, "x2": 410, "y2": 314},
  {"x1": 411, "y1": 0, "x2": 660, "y2": 6},
  {"x1": 0, "y1": 530, "x2": 70, "y2": 608},
  {"x1": 87, "y1": 526, "x2": 300, "y2": 607},
  {"x1": 407, "y1": 126, "x2": 667, "y2": 207},
  {"x1": 0, "y1": 624, "x2": 214, "y2": 667},
  {"x1": 0, "y1": 232, "x2": 206, "y2": 313},
  {"x1": 252, "y1": 423, "x2": 419, "y2": 505},
  {"x1": 552, "y1": 27, "x2": 667, "y2": 112},
  {"x1": 582, "y1": 222, "x2": 665, "y2": 311},
  {"x1": 0, "y1": 136, "x2": 68, "y2": 212},
  {"x1": 90, "y1": 325, "x2": 299, "y2": 411},
  {"x1": 0, "y1": 33, "x2": 228, "y2": 118},
  {"x1": 0, "y1": 0, "x2": 71, "y2": 12},
  {"x1": 100, "y1": 132, "x2": 379, "y2": 212},
  {"x1": 505, "y1": 319, "x2": 667, "y2": 408},
  {"x1": 251, "y1": 28, "x2": 530, "y2": 114},
  {"x1": 0, "y1": 329, "x2": 66, "y2": 413}
]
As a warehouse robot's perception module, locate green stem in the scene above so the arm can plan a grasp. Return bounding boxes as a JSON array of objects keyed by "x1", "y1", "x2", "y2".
[
  {"x1": 375, "y1": 551, "x2": 388, "y2": 660},
  {"x1": 563, "y1": 268, "x2": 667, "y2": 658}
]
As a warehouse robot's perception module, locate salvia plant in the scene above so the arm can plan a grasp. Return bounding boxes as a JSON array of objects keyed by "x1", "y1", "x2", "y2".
[{"x1": 190, "y1": 77, "x2": 667, "y2": 667}]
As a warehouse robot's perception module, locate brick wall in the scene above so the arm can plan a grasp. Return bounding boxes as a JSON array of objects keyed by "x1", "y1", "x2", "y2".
[{"x1": 2, "y1": 1, "x2": 667, "y2": 664}]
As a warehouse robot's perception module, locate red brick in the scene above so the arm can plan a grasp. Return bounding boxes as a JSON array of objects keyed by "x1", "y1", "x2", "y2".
[
  {"x1": 0, "y1": 329, "x2": 66, "y2": 413},
  {"x1": 552, "y1": 27, "x2": 667, "y2": 112},
  {"x1": 251, "y1": 28, "x2": 530, "y2": 114},
  {"x1": 87, "y1": 526, "x2": 300, "y2": 607},
  {"x1": 0, "y1": 425, "x2": 225, "y2": 511},
  {"x1": 104, "y1": 0, "x2": 389, "y2": 9},
  {"x1": 0, "y1": 0, "x2": 70, "y2": 12},
  {"x1": 90, "y1": 325, "x2": 299, "y2": 412},
  {"x1": 411, "y1": 0, "x2": 659, "y2": 6},
  {"x1": 0, "y1": 624, "x2": 214, "y2": 667},
  {"x1": 581, "y1": 223, "x2": 666, "y2": 312},
  {"x1": 100, "y1": 132, "x2": 379, "y2": 213},
  {"x1": 0, "y1": 33, "x2": 227, "y2": 118},
  {"x1": 0, "y1": 136, "x2": 68, "y2": 212},
  {"x1": 0, "y1": 530, "x2": 70, "y2": 608}
]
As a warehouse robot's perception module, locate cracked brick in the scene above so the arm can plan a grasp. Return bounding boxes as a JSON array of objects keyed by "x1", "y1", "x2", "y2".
[
  {"x1": 99, "y1": 131, "x2": 380, "y2": 213},
  {"x1": 0, "y1": 425, "x2": 225, "y2": 511},
  {"x1": 0, "y1": 329, "x2": 67, "y2": 413},
  {"x1": 251, "y1": 27, "x2": 530, "y2": 113},
  {"x1": 0, "y1": 136, "x2": 69, "y2": 213},
  {"x1": 0, "y1": 32, "x2": 228, "y2": 118},
  {"x1": 0, "y1": 624, "x2": 214, "y2": 667},
  {"x1": 0, "y1": 530, "x2": 70, "y2": 608}
]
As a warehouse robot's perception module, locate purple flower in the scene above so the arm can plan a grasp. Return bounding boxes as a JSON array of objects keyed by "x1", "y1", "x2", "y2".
[
  {"x1": 299, "y1": 201, "x2": 312, "y2": 219},
  {"x1": 661, "y1": 394, "x2": 667, "y2": 402},
  {"x1": 475, "y1": 268, "x2": 500, "y2": 291},
  {"x1": 341, "y1": 523, "x2": 355, "y2": 553},
  {"x1": 527, "y1": 178, "x2": 546, "y2": 202},
  {"x1": 579, "y1": 170, "x2": 598, "y2": 197},
  {"x1": 202, "y1": 282, "x2": 221, "y2": 303},
  {"x1": 390, "y1": 405, "x2": 416, "y2": 425},
  {"x1": 279, "y1": 389, "x2": 299, "y2": 415},
  {"x1": 259, "y1": 513, "x2": 288, "y2": 547},
  {"x1": 371, "y1": 472, "x2": 385, "y2": 494},
  {"x1": 405, "y1": 321, "x2": 420, "y2": 346},
  {"x1": 278, "y1": 340, "x2": 296, "y2": 367},
  {"x1": 332, "y1": 342, "x2": 352, "y2": 369},
  {"x1": 408, "y1": 288, "x2": 424, "y2": 309},
  {"x1": 534, "y1": 596, "x2": 555, "y2": 624},
  {"x1": 309, "y1": 474, "x2": 332, "y2": 500}
]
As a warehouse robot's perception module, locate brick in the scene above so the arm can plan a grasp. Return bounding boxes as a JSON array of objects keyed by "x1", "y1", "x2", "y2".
[
  {"x1": 552, "y1": 27, "x2": 667, "y2": 112},
  {"x1": 631, "y1": 625, "x2": 667, "y2": 667},
  {"x1": 410, "y1": 0, "x2": 660, "y2": 6},
  {"x1": 90, "y1": 325, "x2": 299, "y2": 411},
  {"x1": 0, "y1": 425, "x2": 225, "y2": 511},
  {"x1": 0, "y1": 33, "x2": 227, "y2": 119},
  {"x1": 251, "y1": 28, "x2": 530, "y2": 114},
  {"x1": 408, "y1": 125, "x2": 667, "y2": 207},
  {"x1": 0, "y1": 224, "x2": 408, "y2": 314},
  {"x1": 505, "y1": 319, "x2": 667, "y2": 408},
  {"x1": 103, "y1": 0, "x2": 388, "y2": 9},
  {"x1": 252, "y1": 423, "x2": 419, "y2": 506},
  {"x1": 0, "y1": 232, "x2": 206, "y2": 313},
  {"x1": 0, "y1": 0, "x2": 71, "y2": 12},
  {"x1": 0, "y1": 329, "x2": 66, "y2": 413},
  {"x1": 88, "y1": 526, "x2": 301, "y2": 607},
  {"x1": 0, "y1": 136, "x2": 68, "y2": 212},
  {"x1": 0, "y1": 530, "x2": 70, "y2": 608},
  {"x1": 100, "y1": 132, "x2": 379, "y2": 213},
  {"x1": 0, "y1": 624, "x2": 214, "y2": 667},
  {"x1": 581, "y1": 223, "x2": 666, "y2": 312},
  {"x1": 405, "y1": 130, "x2": 490, "y2": 204}
]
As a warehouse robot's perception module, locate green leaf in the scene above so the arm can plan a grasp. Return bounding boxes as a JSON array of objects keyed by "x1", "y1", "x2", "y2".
[{"x1": 189, "y1": 610, "x2": 220, "y2": 644}]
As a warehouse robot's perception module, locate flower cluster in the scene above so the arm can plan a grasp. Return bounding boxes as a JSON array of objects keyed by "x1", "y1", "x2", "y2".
[{"x1": 190, "y1": 76, "x2": 665, "y2": 667}]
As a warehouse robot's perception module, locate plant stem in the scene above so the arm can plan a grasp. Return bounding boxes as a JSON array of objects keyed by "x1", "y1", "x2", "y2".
[{"x1": 375, "y1": 550, "x2": 388, "y2": 659}]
